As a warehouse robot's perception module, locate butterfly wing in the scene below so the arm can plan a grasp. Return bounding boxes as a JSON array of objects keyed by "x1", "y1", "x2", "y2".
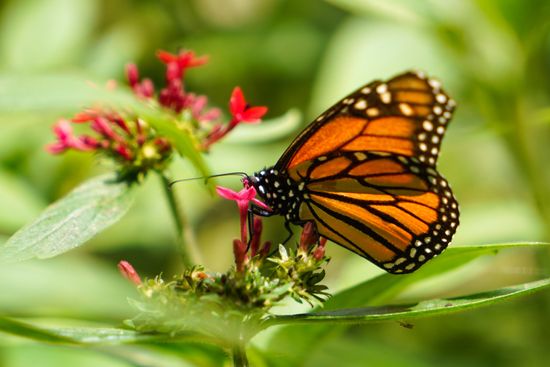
[
  {"x1": 276, "y1": 71, "x2": 456, "y2": 174},
  {"x1": 269, "y1": 71, "x2": 459, "y2": 273},
  {"x1": 297, "y1": 151, "x2": 459, "y2": 273}
]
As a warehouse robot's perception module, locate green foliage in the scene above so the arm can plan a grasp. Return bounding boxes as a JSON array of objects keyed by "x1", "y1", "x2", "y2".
[
  {"x1": 0, "y1": 175, "x2": 134, "y2": 263},
  {"x1": 126, "y1": 246, "x2": 330, "y2": 342},
  {"x1": 265, "y1": 278, "x2": 550, "y2": 326},
  {"x1": 0, "y1": 244, "x2": 548, "y2": 351},
  {"x1": 2, "y1": 0, "x2": 550, "y2": 366}
]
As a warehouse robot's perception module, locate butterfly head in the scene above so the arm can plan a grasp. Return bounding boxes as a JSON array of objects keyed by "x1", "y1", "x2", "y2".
[{"x1": 249, "y1": 167, "x2": 303, "y2": 221}]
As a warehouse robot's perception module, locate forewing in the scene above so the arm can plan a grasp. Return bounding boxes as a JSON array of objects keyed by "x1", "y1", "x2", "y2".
[
  {"x1": 277, "y1": 71, "x2": 456, "y2": 171},
  {"x1": 297, "y1": 152, "x2": 459, "y2": 274}
]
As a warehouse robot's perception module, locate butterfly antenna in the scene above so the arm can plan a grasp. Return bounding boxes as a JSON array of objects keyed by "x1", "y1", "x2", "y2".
[{"x1": 168, "y1": 171, "x2": 249, "y2": 188}]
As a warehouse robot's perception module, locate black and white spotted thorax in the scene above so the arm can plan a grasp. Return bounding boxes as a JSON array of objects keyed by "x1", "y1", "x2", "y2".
[{"x1": 250, "y1": 167, "x2": 305, "y2": 222}]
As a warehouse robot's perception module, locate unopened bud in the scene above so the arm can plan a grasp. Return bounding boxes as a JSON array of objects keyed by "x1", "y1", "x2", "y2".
[
  {"x1": 233, "y1": 239, "x2": 249, "y2": 272},
  {"x1": 118, "y1": 260, "x2": 142, "y2": 285},
  {"x1": 299, "y1": 222, "x2": 317, "y2": 252},
  {"x1": 313, "y1": 237, "x2": 327, "y2": 261}
]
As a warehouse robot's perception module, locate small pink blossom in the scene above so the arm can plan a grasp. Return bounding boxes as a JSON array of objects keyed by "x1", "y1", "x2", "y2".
[
  {"x1": 126, "y1": 63, "x2": 155, "y2": 98},
  {"x1": 189, "y1": 94, "x2": 221, "y2": 122},
  {"x1": 229, "y1": 87, "x2": 268, "y2": 125},
  {"x1": 216, "y1": 183, "x2": 270, "y2": 243},
  {"x1": 203, "y1": 87, "x2": 267, "y2": 148},
  {"x1": 46, "y1": 120, "x2": 98, "y2": 154},
  {"x1": 157, "y1": 50, "x2": 209, "y2": 80},
  {"x1": 115, "y1": 144, "x2": 133, "y2": 161}
]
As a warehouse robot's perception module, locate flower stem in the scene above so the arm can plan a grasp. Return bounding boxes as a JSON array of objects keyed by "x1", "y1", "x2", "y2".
[
  {"x1": 232, "y1": 340, "x2": 249, "y2": 367},
  {"x1": 160, "y1": 173, "x2": 203, "y2": 268}
]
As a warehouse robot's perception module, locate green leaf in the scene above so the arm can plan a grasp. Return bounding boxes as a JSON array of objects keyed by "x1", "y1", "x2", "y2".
[
  {"x1": 325, "y1": 242, "x2": 550, "y2": 310},
  {"x1": 50, "y1": 327, "x2": 164, "y2": 345},
  {"x1": 263, "y1": 278, "x2": 550, "y2": 326},
  {"x1": 0, "y1": 316, "x2": 72, "y2": 343},
  {"x1": 0, "y1": 175, "x2": 134, "y2": 263},
  {"x1": 0, "y1": 316, "x2": 155, "y2": 345},
  {"x1": 265, "y1": 242, "x2": 550, "y2": 364},
  {"x1": 0, "y1": 316, "x2": 224, "y2": 347}
]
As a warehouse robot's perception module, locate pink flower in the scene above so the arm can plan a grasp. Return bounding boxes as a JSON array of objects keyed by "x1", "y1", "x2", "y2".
[
  {"x1": 229, "y1": 87, "x2": 268, "y2": 126},
  {"x1": 115, "y1": 143, "x2": 133, "y2": 161},
  {"x1": 126, "y1": 64, "x2": 154, "y2": 99},
  {"x1": 158, "y1": 79, "x2": 187, "y2": 112},
  {"x1": 157, "y1": 50, "x2": 208, "y2": 80},
  {"x1": 216, "y1": 182, "x2": 270, "y2": 243},
  {"x1": 90, "y1": 116, "x2": 122, "y2": 142},
  {"x1": 189, "y1": 94, "x2": 221, "y2": 123},
  {"x1": 45, "y1": 120, "x2": 98, "y2": 154},
  {"x1": 203, "y1": 87, "x2": 268, "y2": 149},
  {"x1": 118, "y1": 260, "x2": 142, "y2": 285}
]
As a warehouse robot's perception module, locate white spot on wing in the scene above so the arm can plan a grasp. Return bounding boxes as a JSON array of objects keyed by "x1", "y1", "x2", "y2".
[
  {"x1": 376, "y1": 83, "x2": 388, "y2": 94},
  {"x1": 399, "y1": 103, "x2": 413, "y2": 116},
  {"x1": 354, "y1": 99, "x2": 367, "y2": 109}
]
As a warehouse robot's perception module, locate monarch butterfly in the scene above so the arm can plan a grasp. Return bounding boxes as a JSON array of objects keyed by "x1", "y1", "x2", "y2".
[{"x1": 248, "y1": 71, "x2": 459, "y2": 274}]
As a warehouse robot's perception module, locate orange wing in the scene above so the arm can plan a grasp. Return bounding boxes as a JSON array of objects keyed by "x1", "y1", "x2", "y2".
[
  {"x1": 276, "y1": 71, "x2": 456, "y2": 171},
  {"x1": 296, "y1": 152, "x2": 459, "y2": 274}
]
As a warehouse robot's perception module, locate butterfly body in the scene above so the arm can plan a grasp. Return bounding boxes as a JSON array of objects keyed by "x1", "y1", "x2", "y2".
[{"x1": 250, "y1": 71, "x2": 459, "y2": 274}]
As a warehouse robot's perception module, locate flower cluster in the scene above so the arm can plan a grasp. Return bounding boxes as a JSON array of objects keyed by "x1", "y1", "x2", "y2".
[
  {"x1": 46, "y1": 49, "x2": 268, "y2": 182},
  {"x1": 47, "y1": 110, "x2": 172, "y2": 181},
  {"x1": 118, "y1": 181, "x2": 330, "y2": 337}
]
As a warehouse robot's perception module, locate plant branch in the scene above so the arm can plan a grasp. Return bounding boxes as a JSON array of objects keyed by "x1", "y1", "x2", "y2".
[
  {"x1": 160, "y1": 173, "x2": 203, "y2": 267},
  {"x1": 232, "y1": 340, "x2": 249, "y2": 367}
]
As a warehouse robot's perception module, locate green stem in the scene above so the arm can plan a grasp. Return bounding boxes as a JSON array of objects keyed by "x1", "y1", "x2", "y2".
[
  {"x1": 232, "y1": 340, "x2": 249, "y2": 367},
  {"x1": 160, "y1": 173, "x2": 203, "y2": 268}
]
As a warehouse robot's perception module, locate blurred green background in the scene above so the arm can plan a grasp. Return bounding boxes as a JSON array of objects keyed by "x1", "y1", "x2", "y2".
[{"x1": 1, "y1": 0, "x2": 550, "y2": 366}]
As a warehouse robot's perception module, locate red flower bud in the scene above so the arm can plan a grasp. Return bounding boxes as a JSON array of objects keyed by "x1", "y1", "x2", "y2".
[
  {"x1": 118, "y1": 260, "x2": 142, "y2": 285},
  {"x1": 313, "y1": 237, "x2": 327, "y2": 261},
  {"x1": 299, "y1": 222, "x2": 318, "y2": 252},
  {"x1": 233, "y1": 239, "x2": 249, "y2": 272}
]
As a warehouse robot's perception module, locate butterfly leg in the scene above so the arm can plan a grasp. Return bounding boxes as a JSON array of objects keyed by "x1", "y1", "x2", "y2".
[
  {"x1": 247, "y1": 205, "x2": 276, "y2": 251},
  {"x1": 246, "y1": 209, "x2": 255, "y2": 252}
]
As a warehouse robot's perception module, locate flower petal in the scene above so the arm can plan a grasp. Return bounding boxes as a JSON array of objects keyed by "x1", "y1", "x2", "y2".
[
  {"x1": 156, "y1": 50, "x2": 177, "y2": 63},
  {"x1": 125, "y1": 63, "x2": 139, "y2": 86},
  {"x1": 45, "y1": 142, "x2": 68, "y2": 154},
  {"x1": 229, "y1": 87, "x2": 246, "y2": 116},
  {"x1": 216, "y1": 186, "x2": 241, "y2": 200},
  {"x1": 52, "y1": 120, "x2": 74, "y2": 140},
  {"x1": 251, "y1": 198, "x2": 271, "y2": 211},
  {"x1": 242, "y1": 106, "x2": 268, "y2": 122}
]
